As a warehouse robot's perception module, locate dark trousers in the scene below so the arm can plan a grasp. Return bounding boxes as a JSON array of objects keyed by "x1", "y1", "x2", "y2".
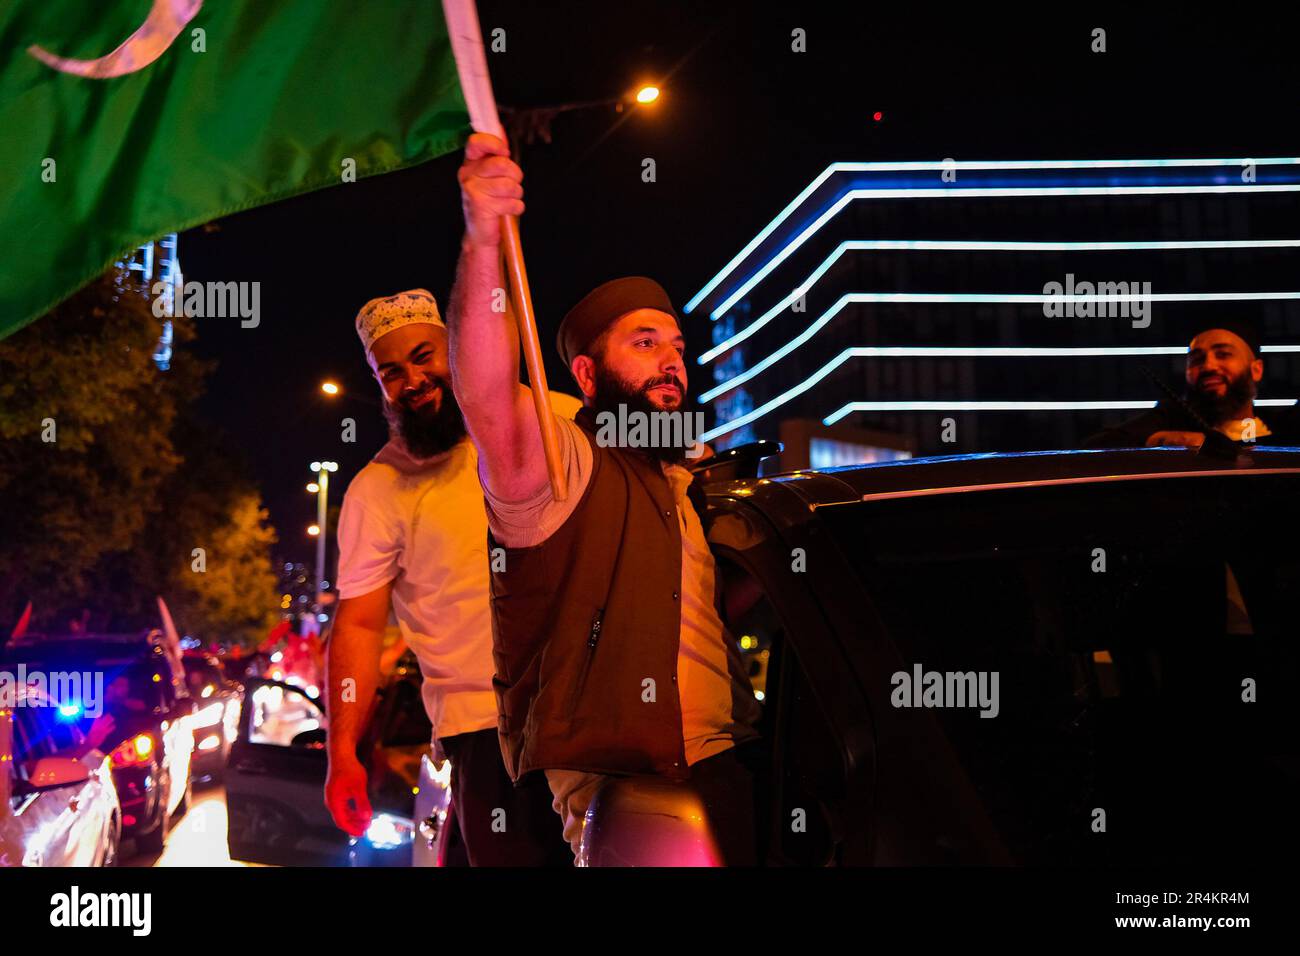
[
  {"x1": 690, "y1": 740, "x2": 763, "y2": 866},
  {"x1": 439, "y1": 728, "x2": 572, "y2": 867}
]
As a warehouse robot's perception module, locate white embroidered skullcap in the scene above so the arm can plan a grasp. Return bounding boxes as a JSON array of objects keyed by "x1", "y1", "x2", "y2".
[{"x1": 355, "y1": 288, "x2": 445, "y2": 355}]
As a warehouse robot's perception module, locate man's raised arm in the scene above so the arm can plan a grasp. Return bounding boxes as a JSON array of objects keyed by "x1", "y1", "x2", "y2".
[{"x1": 448, "y1": 132, "x2": 548, "y2": 502}]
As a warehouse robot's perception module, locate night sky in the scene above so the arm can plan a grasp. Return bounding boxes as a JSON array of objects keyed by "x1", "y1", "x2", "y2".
[{"x1": 176, "y1": 3, "x2": 1299, "y2": 567}]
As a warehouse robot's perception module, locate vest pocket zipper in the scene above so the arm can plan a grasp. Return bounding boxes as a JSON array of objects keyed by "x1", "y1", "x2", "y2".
[{"x1": 569, "y1": 608, "x2": 604, "y2": 718}]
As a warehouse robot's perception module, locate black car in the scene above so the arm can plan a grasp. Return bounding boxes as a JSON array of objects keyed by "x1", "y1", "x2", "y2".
[
  {"x1": 1, "y1": 632, "x2": 196, "y2": 855},
  {"x1": 225, "y1": 654, "x2": 434, "y2": 866},
  {"x1": 182, "y1": 653, "x2": 243, "y2": 782},
  {"x1": 580, "y1": 444, "x2": 1300, "y2": 865}
]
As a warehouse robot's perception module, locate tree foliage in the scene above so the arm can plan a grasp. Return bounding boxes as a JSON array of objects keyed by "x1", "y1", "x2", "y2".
[{"x1": 0, "y1": 271, "x2": 279, "y2": 647}]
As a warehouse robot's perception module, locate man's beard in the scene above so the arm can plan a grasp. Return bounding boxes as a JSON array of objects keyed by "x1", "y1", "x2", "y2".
[
  {"x1": 1186, "y1": 367, "x2": 1256, "y2": 425},
  {"x1": 383, "y1": 378, "x2": 467, "y2": 459},
  {"x1": 591, "y1": 364, "x2": 690, "y2": 465}
]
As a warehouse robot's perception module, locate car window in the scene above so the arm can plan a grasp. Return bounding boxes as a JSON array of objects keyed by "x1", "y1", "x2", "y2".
[
  {"x1": 185, "y1": 662, "x2": 223, "y2": 697},
  {"x1": 824, "y1": 473, "x2": 1300, "y2": 864},
  {"x1": 98, "y1": 660, "x2": 167, "y2": 715},
  {"x1": 248, "y1": 683, "x2": 325, "y2": 746},
  {"x1": 13, "y1": 705, "x2": 80, "y2": 767}
]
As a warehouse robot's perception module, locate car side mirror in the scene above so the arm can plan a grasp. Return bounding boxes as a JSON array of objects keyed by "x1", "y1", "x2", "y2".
[
  {"x1": 23, "y1": 756, "x2": 92, "y2": 790},
  {"x1": 689, "y1": 440, "x2": 783, "y2": 482}
]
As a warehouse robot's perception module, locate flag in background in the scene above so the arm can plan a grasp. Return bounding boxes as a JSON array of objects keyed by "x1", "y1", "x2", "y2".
[{"x1": 0, "y1": 0, "x2": 470, "y2": 339}]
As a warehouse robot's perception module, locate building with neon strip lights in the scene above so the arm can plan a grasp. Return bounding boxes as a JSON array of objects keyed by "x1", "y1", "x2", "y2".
[{"x1": 687, "y1": 159, "x2": 1300, "y2": 468}]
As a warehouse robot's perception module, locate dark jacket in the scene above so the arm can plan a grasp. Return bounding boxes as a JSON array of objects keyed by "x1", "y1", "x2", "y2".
[
  {"x1": 1086, "y1": 400, "x2": 1300, "y2": 449},
  {"x1": 487, "y1": 408, "x2": 706, "y2": 782}
]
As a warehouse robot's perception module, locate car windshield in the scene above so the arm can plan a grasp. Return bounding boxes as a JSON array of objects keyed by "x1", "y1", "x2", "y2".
[
  {"x1": 12, "y1": 704, "x2": 81, "y2": 767},
  {"x1": 94, "y1": 659, "x2": 166, "y2": 717},
  {"x1": 184, "y1": 660, "x2": 224, "y2": 697},
  {"x1": 824, "y1": 471, "x2": 1300, "y2": 864}
]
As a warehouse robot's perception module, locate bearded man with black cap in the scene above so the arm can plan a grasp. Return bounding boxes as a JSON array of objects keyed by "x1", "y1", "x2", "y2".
[
  {"x1": 1089, "y1": 313, "x2": 1300, "y2": 449},
  {"x1": 325, "y1": 288, "x2": 576, "y2": 865},
  {"x1": 449, "y1": 133, "x2": 762, "y2": 864}
]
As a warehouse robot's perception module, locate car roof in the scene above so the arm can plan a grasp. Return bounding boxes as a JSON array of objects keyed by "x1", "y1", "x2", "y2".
[
  {"x1": 715, "y1": 446, "x2": 1300, "y2": 508},
  {"x1": 0, "y1": 633, "x2": 165, "y2": 666}
]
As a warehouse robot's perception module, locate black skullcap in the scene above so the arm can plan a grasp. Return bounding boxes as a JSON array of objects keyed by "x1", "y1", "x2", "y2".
[
  {"x1": 1184, "y1": 312, "x2": 1263, "y2": 358},
  {"x1": 556, "y1": 277, "x2": 678, "y2": 372}
]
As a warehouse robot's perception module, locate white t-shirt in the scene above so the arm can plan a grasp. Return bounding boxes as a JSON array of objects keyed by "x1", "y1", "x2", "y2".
[
  {"x1": 336, "y1": 391, "x2": 583, "y2": 743},
  {"x1": 336, "y1": 437, "x2": 499, "y2": 741}
]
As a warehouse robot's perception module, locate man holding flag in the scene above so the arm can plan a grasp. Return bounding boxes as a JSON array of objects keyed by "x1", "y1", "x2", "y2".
[{"x1": 449, "y1": 133, "x2": 763, "y2": 864}]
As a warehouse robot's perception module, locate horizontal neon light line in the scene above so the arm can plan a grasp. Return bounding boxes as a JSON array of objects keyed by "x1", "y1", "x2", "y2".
[
  {"x1": 823, "y1": 398, "x2": 1298, "y2": 425},
  {"x1": 760, "y1": 345, "x2": 1300, "y2": 357},
  {"x1": 711, "y1": 185, "x2": 1300, "y2": 319},
  {"x1": 698, "y1": 238, "x2": 1300, "y2": 364},
  {"x1": 685, "y1": 158, "x2": 1300, "y2": 314},
  {"x1": 700, "y1": 342, "x2": 1300, "y2": 440},
  {"x1": 699, "y1": 291, "x2": 1300, "y2": 404}
]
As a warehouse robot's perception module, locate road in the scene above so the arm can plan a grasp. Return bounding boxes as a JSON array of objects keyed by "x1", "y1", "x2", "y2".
[{"x1": 125, "y1": 782, "x2": 263, "y2": 867}]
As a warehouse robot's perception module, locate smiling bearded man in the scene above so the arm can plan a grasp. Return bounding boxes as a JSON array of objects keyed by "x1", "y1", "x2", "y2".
[
  {"x1": 324, "y1": 288, "x2": 576, "y2": 866},
  {"x1": 1089, "y1": 314, "x2": 1300, "y2": 449}
]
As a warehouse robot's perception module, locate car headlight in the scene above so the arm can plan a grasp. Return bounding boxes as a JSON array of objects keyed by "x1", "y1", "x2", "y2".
[
  {"x1": 194, "y1": 701, "x2": 225, "y2": 727},
  {"x1": 364, "y1": 813, "x2": 415, "y2": 848}
]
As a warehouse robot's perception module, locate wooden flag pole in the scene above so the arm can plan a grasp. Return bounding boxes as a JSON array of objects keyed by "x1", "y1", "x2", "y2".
[{"x1": 443, "y1": 0, "x2": 567, "y2": 501}]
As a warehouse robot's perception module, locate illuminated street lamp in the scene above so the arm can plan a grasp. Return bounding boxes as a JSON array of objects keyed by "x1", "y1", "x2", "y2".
[
  {"x1": 502, "y1": 81, "x2": 665, "y2": 144},
  {"x1": 321, "y1": 380, "x2": 340, "y2": 396},
  {"x1": 306, "y1": 482, "x2": 319, "y2": 493},
  {"x1": 307, "y1": 524, "x2": 321, "y2": 536},
  {"x1": 309, "y1": 460, "x2": 339, "y2": 605}
]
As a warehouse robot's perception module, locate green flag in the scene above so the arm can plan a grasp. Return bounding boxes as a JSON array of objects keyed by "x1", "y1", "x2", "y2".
[{"x1": 0, "y1": 0, "x2": 470, "y2": 339}]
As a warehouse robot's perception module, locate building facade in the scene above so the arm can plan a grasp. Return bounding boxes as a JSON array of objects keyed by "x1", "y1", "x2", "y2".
[{"x1": 687, "y1": 159, "x2": 1300, "y2": 468}]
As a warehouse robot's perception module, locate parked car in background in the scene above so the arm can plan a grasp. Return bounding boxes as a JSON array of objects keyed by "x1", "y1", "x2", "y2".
[
  {"x1": 182, "y1": 652, "x2": 242, "y2": 782},
  {"x1": 581, "y1": 445, "x2": 1300, "y2": 866},
  {"x1": 0, "y1": 684, "x2": 121, "y2": 867},
  {"x1": 2, "y1": 633, "x2": 195, "y2": 855},
  {"x1": 225, "y1": 652, "x2": 454, "y2": 866}
]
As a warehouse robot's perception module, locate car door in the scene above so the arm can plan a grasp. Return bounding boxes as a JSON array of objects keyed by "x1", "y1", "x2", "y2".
[
  {"x1": 57, "y1": 721, "x2": 111, "y2": 867},
  {"x1": 817, "y1": 470, "x2": 1300, "y2": 865},
  {"x1": 153, "y1": 664, "x2": 194, "y2": 816},
  {"x1": 705, "y1": 485, "x2": 877, "y2": 865},
  {"x1": 226, "y1": 677, "x2": 347, "y2": 866},
  {"x1": 9, "y1": 705, "x2": 80, "y2": 867}
]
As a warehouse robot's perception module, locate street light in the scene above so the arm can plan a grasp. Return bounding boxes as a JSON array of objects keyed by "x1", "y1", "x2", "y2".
[
  {"x1": 306, "y1": 482, "x2": 319, "y2": 493},
  {"x1": 307, "y1": 524, "x2": 321, "y2": 536},
  {"x1": 309, "y1": 461, "x2": 339, "y2": 607},
  {"x1": 321, "y1": 381, "x2": 340, "y2": 396},
  {"x1": 502, "y1": 82, "x2": 666, "y2": 144}
]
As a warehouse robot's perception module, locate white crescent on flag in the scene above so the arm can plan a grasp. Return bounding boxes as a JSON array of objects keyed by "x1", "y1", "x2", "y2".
[{"x1": 28, "y1": 0, "x2": 203, "y2": 79}]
